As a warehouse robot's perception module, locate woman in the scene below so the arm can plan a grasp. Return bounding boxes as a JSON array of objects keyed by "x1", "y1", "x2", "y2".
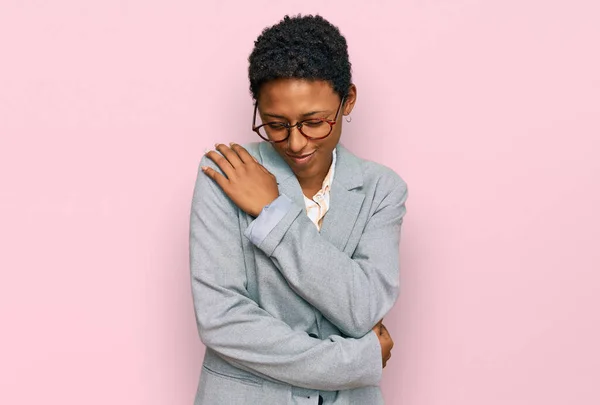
[{"x1": 190, "y1": 15, "x2": 408, "y2": 404}]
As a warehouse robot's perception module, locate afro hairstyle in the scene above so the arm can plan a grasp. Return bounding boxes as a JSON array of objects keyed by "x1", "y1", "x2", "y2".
[{"x1": 248, "y1": 14, "x2": 352, "y2": 101}]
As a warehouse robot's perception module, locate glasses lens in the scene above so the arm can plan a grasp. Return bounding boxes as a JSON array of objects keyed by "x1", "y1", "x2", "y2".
[
  {"x1": 257, "y1": 122, "x2": 288, "y2": 142},
  {"x1": 300, "y1": 120, "x2": 331, "y2": 139},
  {"x1": 254, "y1": 115, "x2": 333, "y2": 142}
]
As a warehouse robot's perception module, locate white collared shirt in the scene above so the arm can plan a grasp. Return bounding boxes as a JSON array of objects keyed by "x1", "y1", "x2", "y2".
[{"x1": 303, "y1": 149, "x2": 336, "y2": 231}]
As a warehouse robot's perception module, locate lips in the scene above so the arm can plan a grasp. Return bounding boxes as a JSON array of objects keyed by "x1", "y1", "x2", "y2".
[{"x1": 286, "y1": 150, "x2": 316, "y2": 165}]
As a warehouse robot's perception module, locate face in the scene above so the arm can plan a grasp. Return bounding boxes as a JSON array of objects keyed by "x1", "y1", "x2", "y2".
[{"x1": 256, "y1": 78, "x2": 357, "y2": 183}]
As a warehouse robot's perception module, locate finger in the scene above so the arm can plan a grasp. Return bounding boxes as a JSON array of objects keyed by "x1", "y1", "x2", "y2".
[
  {"x1": 257, "y1": 163, "x2": 273, "y2": 176},
  {"x1": 205, "y1": 150, "x2": 235, "y2": 179},
  {"x1": 383, "y1": 350, "x2": 392, "y2": 367},
  {"x1": 376, "y1": 319, "x2": 384, "y2": 333},
  {"x1": 215, "y1": 143, "x2": 243, "y2": 169},
  {"x1": 386, "y1": 334, "x2": 394, "y2": 351},
  {"x1": 230, "y1": 143, "x2": 273, "y2": 175},
  {"x1": 251, "y1": 155, "x2": 270, "y2": 174},
  {"x1": 250, "y1": 156, "x2": 273, "y2": 176},
  {"x1": 201, "y1": 166, "x2": 228, "y2": 189},
  {"x1": 229, "y1": 143, "x2": 255, "y2": 165}
]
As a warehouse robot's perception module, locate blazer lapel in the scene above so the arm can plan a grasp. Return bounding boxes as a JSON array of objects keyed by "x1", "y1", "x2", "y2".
[
  {"x1": 258, "y1": 142, "x2": 365, "y2": 252},
  {"x1": 258, "y1": 142, "x2": 306, "y2": 207},
  {"x1": 319, "y1": 144, "x2": 365, "y2": 252}
]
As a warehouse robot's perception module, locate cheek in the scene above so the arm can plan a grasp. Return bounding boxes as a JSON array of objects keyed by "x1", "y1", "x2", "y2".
[
  {"x1": 272, "y1": 143, "x2": 286, "y2": 155},
  {"x1": 323, "y1": 128, "x2": 342, "y2": 148},
  {"x1": 271, "y1": 142, "x2": 297, "y2": 158}
]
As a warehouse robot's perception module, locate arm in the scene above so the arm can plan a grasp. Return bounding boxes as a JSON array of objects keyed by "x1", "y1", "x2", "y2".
[
  {"x1": 190, "y1": 157, "x2": 383, "y2": 391},
  {"x1": 247, "y1": 173, "x2": 408, "y2": 338}
]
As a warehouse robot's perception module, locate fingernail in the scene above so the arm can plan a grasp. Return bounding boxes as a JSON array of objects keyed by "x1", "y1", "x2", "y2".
[
  {"x1": 201, "y1": 166, "x2": 208, "y2": 171},
  {"x1": 214, "y1": 143, "x2": 219, "y2": 148},
  {"x1": 203, "y1": 148, "x2": 211, "y2": 154}
]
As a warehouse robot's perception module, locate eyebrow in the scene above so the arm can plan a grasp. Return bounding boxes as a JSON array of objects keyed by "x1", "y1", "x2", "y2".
[{"x1": 263, "y1": 110, "x2": 331, "y2": 120}]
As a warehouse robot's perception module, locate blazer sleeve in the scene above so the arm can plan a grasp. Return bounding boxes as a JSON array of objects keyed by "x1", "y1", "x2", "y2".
[
  {"x1": 246, "y1": 171, "x2": 408, "y2": 338},
  {"x1": 189, "y1": 157, "x2": 383, "y2": 391}
]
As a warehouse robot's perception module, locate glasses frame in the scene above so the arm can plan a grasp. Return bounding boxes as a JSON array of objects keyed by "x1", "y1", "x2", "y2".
[{"x1": 252, "y1": 97, "x2": 346, "y2": 143}]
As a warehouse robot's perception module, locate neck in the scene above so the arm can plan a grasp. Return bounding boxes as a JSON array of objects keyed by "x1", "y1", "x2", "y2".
[{"x1": 295, "y1": 154, "x2": 333, "y2": 197}]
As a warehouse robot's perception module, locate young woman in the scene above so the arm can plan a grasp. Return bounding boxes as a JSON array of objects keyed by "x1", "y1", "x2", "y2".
[{"x1": 190, "y1": 15, "x2": 408, "y2": 404}]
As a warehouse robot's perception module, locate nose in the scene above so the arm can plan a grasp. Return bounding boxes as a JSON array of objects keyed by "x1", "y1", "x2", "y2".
[{"x1": 286, "y1": 125, "x2": 308, "y2": 153}]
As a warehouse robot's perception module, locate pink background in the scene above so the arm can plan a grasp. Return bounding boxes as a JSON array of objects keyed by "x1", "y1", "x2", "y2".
[{"x1": 1, "y1": 1, "x2": 599, "y2": 404}]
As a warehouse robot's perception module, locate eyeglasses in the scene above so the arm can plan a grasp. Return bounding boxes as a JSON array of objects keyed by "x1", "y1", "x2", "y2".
[{"x1": 252, "y1": 98, "x2": 345, "y2": 143}]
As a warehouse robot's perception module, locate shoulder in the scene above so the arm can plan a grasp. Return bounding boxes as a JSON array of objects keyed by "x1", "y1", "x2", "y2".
[
  {"x1": 339, "y1": 145, "x2": 408, "y2": 198},
  {"x1": 362, "y1": 159, "x2": 407, "y2": 193},
  {"x1": 198, "y1": 142, "x2": 263, "y2": 173},
  {"x1": 239, "y1": 141, "x2": 263, "y2": 160}
]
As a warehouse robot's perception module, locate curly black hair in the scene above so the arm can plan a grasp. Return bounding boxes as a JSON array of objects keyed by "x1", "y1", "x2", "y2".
[{"x1": 248, "y1": 14, "x2": 352, "y2": 101}]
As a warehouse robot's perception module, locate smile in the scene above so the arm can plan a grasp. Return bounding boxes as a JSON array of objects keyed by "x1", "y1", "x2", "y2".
[{"x1": 286, "y1": 151, "x2": 316, "y2": 166}]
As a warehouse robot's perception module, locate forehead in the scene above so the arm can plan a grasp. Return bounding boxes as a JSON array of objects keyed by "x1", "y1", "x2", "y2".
[{"x1": 258, "y1": 79, "x2": 339, "y2": 112}]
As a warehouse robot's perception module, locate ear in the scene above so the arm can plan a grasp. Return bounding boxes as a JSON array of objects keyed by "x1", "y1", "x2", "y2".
[{"x1": 343, "y1": 84, "x2": 358, "y2": 116}]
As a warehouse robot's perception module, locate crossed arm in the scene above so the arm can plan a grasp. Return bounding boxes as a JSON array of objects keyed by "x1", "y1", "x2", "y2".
[
  {"x1": 245, "y1": 179, "x2": 407, "y2": 338},
  {"x1": 191, "y1": 143, "x2": 404, "y2": 389},
  {"x1": 191, "y1": 156, "x2": 383, "y2": 390}
]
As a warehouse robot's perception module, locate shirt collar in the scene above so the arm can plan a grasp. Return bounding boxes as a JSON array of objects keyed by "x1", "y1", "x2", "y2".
[
  {"x1": 302, "y1": 148, "x2": 337, "y2": 201},
  {"x1": 319, "y1": 148, "x2": 337, "y2": 196}
]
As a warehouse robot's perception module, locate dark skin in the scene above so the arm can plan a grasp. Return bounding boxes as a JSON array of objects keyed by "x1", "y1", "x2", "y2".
[
  {"x1": 202, "y1": 78, "x2": 393, "y2": 368},
  {"x1": 257, "y1": 78, "x2": 354, "y2": 197}
]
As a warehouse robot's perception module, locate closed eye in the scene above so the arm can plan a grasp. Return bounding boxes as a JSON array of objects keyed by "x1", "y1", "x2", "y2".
[
  {"x1": 266, "y1": 122, "x2": 287, "y2": 130},
  {"x1": 301, "y1": 119, "x2": 327, "y2": 128}
]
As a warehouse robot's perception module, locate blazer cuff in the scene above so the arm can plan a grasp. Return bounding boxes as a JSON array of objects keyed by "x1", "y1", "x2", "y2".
[
  {"x1": 328, "y1": 329, "x2": 383, "y2": 387},
  {"x1": 244, "y1": 194, "x2": 295, "y2": 246},
  {"x1": 252, "y1": 196, "x2": 304, "y2": 256},
  {"x1": 363, "y1": 330, "x2": 384, "y2": 384}
]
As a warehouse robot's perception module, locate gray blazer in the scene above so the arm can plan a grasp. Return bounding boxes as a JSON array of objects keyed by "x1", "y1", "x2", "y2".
[{"x1": 190, "y1": 141, "x2": 408, "y2": 404}]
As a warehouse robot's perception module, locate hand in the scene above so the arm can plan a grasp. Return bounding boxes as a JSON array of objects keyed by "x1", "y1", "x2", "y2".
[
  {"x1": 203, "y1": 143, "x2": 280, "y2": 217},
  {"x1": 373, "y1": 319, "x2": 393, "y2": 368}
]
